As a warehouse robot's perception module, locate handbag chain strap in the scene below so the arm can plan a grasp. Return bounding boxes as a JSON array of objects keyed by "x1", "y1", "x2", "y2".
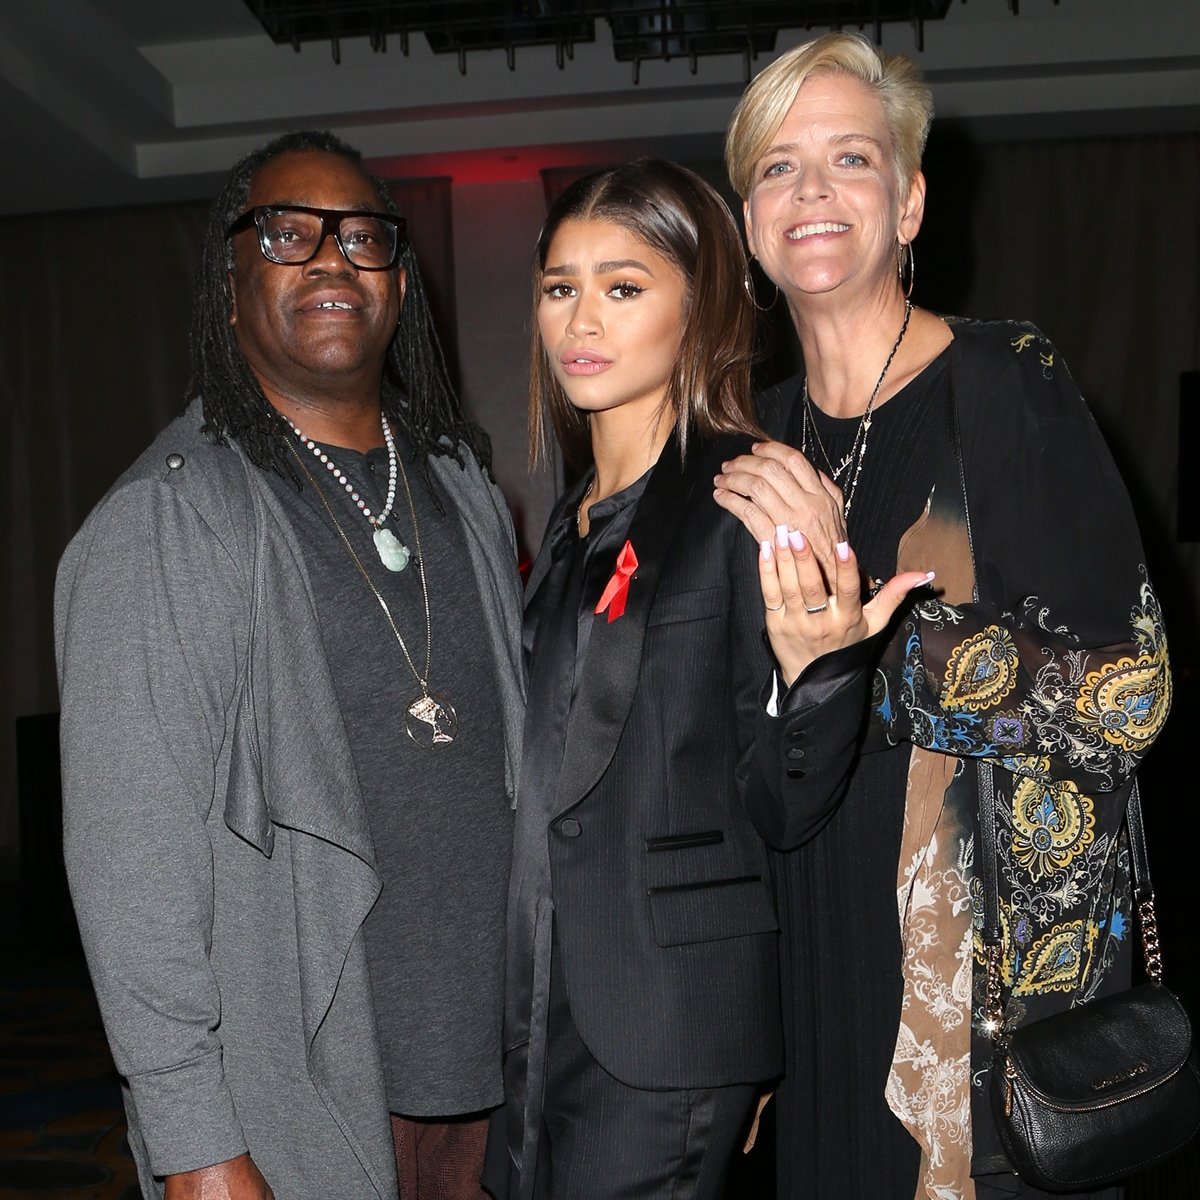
[{"x1": 980, "y1": 766, "x2": 1160, "y2": 1040}]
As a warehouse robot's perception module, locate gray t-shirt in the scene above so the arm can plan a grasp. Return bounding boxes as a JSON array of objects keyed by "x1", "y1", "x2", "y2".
[{"x1": 267, "y1": 430, "x2": 512, "y2": 1117}]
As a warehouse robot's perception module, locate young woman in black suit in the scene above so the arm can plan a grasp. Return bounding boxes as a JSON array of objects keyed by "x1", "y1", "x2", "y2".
[{"x1": 492, "y1": 158, "x2": 930, "y2": 1200}]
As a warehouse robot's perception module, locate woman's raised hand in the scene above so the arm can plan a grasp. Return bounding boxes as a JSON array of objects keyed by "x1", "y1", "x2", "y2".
[
  {"x1": 759, "y1": 525, "x2": 934, "y2": 687},
  {"x1": 716, "y1": 441, "x2": 846, "y2": 586}
]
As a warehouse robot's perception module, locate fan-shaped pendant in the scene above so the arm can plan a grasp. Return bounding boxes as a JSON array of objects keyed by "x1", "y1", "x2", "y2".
[{"x1": 373, "y1": 527, "x2": 410, "y2": 572}]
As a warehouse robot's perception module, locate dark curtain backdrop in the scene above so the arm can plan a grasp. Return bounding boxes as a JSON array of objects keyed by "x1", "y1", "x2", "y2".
[
  {"x1": 385, "y1": 178, "x2": 458, "y2": 389},
  {"x1": 3, "y1": 136, "x2": 1197, "y2": 872},
  {"x1": 0, "y1": 177, "x2": 455, "y2": 866}
]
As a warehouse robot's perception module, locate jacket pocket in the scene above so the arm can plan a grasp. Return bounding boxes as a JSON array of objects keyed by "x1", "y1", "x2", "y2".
[
  {"x1": 647, "y1": 874, "x2": 778, "y2": 947},
  {"x1": 645, "y1": 829, "x2": 724, "y2": 852},
  {"x1": 647, "y1": 586, "x2": 726, "y2": 627}
]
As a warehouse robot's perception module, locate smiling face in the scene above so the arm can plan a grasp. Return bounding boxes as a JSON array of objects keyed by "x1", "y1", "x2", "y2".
[
  {"x1": 227, "y1": 150, "x2": 404, "y2": 409},
  {"x1": 536, "y1": 217, "x2": 688, "y2": 440},
  {"x1": 743, "y1": 71, "x2": 924, "y2": 307}
]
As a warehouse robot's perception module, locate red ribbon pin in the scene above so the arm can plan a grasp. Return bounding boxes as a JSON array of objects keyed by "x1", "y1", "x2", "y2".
[{"x1": 594, "y1": 539, "x2": 639, "y2": 623}]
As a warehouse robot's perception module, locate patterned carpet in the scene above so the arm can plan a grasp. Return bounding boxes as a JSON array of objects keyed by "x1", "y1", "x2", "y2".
[
  {"x1": 0, "y1": 958, "x2": 139, "y2": 1199},
  {"x1": 1, "y1": 955, "x2": 1194, "y2": 1199},
  {"x1": 0, "y1": 837, "x2": 1195, "y2": 1200}
]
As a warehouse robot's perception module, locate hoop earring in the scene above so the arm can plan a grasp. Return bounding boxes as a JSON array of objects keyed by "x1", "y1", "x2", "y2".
[
  {"x1": 744, "y1": 263, "x2": 779, "y2": 313},
  {"x1": 898, "y1": 241, "x2": 915, "y2": 299}
]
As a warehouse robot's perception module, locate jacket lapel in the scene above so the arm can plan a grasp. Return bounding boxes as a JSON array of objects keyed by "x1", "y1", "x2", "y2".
[{"x1": 553, "y1": 437, "x2": 696, "y2": 815}]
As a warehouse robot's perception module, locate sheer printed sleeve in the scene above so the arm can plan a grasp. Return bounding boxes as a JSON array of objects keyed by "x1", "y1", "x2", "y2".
[
  {"x1": 873, "y1": 323, "x2": 1171, "y2": 794},
  {"x1": 743, "y1": 324, "x2": 1171, "y2": 850}
]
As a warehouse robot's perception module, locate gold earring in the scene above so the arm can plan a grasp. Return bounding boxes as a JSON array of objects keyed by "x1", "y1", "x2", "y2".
[
  {"x1": 898, "y1": 241, "x2": 915, "y2": 299},
  {"x1": 744, "y1": 262, "x2": 778, "y2": 313}
]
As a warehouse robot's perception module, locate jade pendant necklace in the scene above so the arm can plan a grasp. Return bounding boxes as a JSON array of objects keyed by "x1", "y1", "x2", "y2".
[
  {"x1": 285, "y1": 421, "x2": 458, "y2": 749},
  {"x1": 288, "y1": 411, "x2": 411, "y2": 572}
]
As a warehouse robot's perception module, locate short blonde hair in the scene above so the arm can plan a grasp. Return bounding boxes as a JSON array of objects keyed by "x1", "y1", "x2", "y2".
[{"x1": 725, "y1": 32, "x2": 933, "y2": 199}]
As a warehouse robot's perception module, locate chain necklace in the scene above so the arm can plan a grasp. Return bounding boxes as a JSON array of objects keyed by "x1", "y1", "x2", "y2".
[
  {"x1": 287, "y1": 412, "x2": 410, "y2": 572},
  {"x1": 801, "y1": 299, "x2": 913, "y2": 517},
  {"x1": 575, "y1": 477, "x2": 596, "y2": 532},
  {"x1": 285, "y1": 434, "x2": 458, "y2": 750}
]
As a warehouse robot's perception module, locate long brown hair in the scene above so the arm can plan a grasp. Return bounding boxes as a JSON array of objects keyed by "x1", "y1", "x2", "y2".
[{"x1": 529, "y1": 158, "x2": 761, "y2": 473}]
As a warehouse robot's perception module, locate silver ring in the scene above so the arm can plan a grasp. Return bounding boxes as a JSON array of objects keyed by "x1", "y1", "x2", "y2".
[
  {"x1": 764, "y1": 601, "x2": 785, "y2": 612},
  {"x1": 804, "y1": 603, "x2": 829, "y2": 615}
]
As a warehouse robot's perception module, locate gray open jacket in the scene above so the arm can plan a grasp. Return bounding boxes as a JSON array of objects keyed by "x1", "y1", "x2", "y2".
[{"x1": 55, "y1": 399, "x2": 524, "y2": 1199}]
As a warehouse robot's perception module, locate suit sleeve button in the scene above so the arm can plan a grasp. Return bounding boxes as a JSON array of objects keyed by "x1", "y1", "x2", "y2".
[
  {"x1": 166, "y1": 453, "x2": 185, "y2": 470},
  {"x1": 559, "y1": 818, "x2": 582, "y2": 838}
]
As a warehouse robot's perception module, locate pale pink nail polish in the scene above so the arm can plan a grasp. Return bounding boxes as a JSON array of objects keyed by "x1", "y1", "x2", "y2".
[
  {"x1": 760, "y1": 540, "x2": 774, "y2": 561},
  {"x1": 836, "y1": 541, "x2": 850, "y2": 562},
  {"x1": 788, "y1": 529, "x2": 806, "y2": 552},
  {"x1": 775, "y1": 524, "x2": 789, "y2": 549}
]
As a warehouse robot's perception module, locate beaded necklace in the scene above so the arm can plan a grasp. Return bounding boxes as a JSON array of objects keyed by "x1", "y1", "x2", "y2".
[
  {"x1": 284, "y1": 431, "x2": 458, "y2": 749},
  {"x1": 287, "y1": 411, "x2": 410, "y2": 571}
]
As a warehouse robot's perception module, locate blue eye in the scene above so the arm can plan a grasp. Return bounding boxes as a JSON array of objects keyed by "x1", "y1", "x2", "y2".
[{"x1": 763, "y1": 160, "x2": 791, "y2": 178}]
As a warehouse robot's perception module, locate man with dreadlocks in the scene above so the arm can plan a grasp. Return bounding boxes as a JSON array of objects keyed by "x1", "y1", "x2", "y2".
[{"x1": 55, "y1": 132, "x2": 523, "y2": 1200}]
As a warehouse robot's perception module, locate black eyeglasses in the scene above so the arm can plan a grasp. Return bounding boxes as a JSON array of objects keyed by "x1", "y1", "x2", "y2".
[{"x1": 226, "y1": 205, "x2": 405, "y2": 270}]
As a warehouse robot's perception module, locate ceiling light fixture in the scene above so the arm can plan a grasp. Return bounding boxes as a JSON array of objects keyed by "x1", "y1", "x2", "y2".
[{"x1": 242, "y1": 1, "x2": 1023, "y2": 78}]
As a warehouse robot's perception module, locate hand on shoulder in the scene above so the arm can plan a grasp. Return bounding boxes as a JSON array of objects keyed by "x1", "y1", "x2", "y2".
[{"x1": 714, "y1": 440, "x2": 846, "y2": 583}]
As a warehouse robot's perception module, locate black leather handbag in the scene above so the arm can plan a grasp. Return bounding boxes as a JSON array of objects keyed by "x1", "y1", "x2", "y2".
[{"x1": 979, "y1": 773, "x2": 1200, "y2": 1192}]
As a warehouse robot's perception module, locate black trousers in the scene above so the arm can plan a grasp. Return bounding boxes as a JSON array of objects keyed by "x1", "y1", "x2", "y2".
[{"x1": 536, "y1": 963, "x2": 759, "y2": 1200}]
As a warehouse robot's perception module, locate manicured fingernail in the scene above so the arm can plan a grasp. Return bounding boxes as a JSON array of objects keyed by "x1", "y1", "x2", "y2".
[
  {"x1": 788, "y1": 529, "x2": 806, "y2": 552},
  {"x1": 924, "y1": 571, "x2": 936, "y2": 582},
  {"x1": 760, "y1": 540, "x2": 774, "y2": 561},
  {"x1": 836, "y1": 541, "x2": 850, "y2": 562},
  {"x1": 775, "y1": 524, "x2": 789, "y2": 548}
]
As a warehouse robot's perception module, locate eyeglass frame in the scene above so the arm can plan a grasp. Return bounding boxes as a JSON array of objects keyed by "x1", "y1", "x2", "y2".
[{"x1": 226, "y1": 204, "x2": 407, "y2": 270}]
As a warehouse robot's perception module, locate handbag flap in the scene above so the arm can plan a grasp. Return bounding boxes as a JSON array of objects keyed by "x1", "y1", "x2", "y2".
[{"x1": 1007, "y1": 983, "x2": 1194, "y2": 1107}]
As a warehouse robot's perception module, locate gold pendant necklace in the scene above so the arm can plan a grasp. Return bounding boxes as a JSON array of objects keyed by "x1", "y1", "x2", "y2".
[{"x1": 285, "y1": 426, "x2": 458, "y2": 749}]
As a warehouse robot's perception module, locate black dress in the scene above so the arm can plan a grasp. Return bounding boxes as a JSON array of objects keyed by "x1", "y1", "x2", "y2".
[
  {"x1": 770, "y1": 348, "x2": 1128, "y2": 1200},
  {"x1": 774, "y1": 355, "x2": 944, "y2": 1200}
]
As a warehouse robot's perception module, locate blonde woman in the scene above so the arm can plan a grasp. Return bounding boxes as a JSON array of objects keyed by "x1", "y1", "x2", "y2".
[{"x1": 717, "y1": 32, "x2": 1171, "y2": 1200}]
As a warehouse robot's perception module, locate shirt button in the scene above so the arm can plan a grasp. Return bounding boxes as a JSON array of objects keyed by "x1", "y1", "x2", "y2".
[
  {"x1": 166, "y1": 453, "x2": 185, "y2": 470},
  {"x1": 559, "y1": 818, "x2": 582, "y2": 838}
]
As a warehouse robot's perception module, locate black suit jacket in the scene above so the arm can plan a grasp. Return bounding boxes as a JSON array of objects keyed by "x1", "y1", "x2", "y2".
[{"x1": 512, "y1": 430, "x2": 872, "y2": 1092}]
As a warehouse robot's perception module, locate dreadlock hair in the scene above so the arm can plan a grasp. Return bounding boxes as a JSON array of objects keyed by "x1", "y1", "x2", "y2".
[{"x1": 187, "y1": 129, "x2": 490, "y2": 483}]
